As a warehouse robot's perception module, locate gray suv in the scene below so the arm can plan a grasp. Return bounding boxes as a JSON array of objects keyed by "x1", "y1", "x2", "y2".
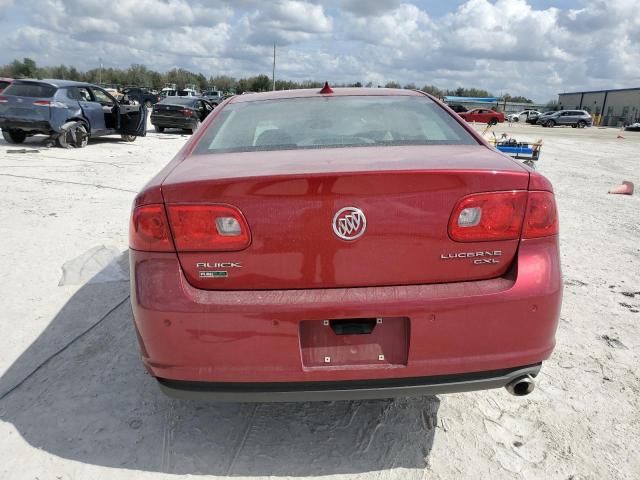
[{"x1": 537, "y1": 110, "x2": 592, "y2": 128}]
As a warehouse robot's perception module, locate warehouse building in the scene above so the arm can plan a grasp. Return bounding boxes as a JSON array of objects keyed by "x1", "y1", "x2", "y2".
[{"x1": 558, "y1": 87, "x2": 640, "y2": 127}]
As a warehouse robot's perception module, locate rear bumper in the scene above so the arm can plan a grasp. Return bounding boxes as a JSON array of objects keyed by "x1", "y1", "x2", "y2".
[
  {"x1": 158, "y1": 364, "x2": 541, "y2": 401},
  {"x1": 130, "y1": 236, "x2": 562, "y2": 393},
  {"x1": 150, "y1": 116, "x2": 195, "y2": 129}
]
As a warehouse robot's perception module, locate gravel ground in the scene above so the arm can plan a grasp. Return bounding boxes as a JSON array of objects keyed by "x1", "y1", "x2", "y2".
[{"x1": 0, "y1": 121, "x2": 638, "y2": 480}]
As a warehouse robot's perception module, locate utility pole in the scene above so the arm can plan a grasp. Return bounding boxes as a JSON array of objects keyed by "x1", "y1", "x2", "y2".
[
  {"x1": 98, "y1": 58, "x2": 103, "y2": 85},
  {"x1": 272, "y1": 43, "x2": 276, "y2": 91}
]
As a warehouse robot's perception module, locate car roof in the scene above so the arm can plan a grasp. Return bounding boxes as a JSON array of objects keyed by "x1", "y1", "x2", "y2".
[
  {"x1": 229, "y1": 87, "x2": 424, "y2": 104},
  {"x1": 12, "y1": 78, "x2": 95, "y2": 88}
]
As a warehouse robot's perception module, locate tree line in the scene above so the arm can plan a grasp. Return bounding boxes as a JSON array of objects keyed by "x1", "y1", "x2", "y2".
[{"x1": 0, "y1": 57, "x2": 533, "y2": 102}]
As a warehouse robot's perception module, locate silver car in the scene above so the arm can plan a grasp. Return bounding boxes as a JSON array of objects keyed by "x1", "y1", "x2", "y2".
[{"x1": 537, "y1": 110, "x2": 592, "y2": 128}]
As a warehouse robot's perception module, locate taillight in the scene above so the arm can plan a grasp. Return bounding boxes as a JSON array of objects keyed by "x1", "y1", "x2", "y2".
[
  {"x1": 448, "y1": 190, "x2": 558, "y2": 242},
  {"x1": 179, "y1": 109, "x2": 192, "y2": 117},
  {"x1": 0, "y1": 96, "x2": 8, "y2": 103},
  {"x1": 32, "y1": 100, "x2": 65, "y2": 107},
  {"x1": 522, "y1": 191, "x2": 558, "y2": 238},
  {"x1": 449, "y1": 191, "x2": 528, "y2": 242},
  {"x1": 130, "y1": 204, "x2": 174, "y2": 252},
  {"x1": 167, "y1": 204, "x2": 251, "y2": 251}
]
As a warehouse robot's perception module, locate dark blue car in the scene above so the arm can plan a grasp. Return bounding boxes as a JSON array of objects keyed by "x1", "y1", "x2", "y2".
[{"x1": 0, "y1": 79, "x2": 146, "y2": 148}]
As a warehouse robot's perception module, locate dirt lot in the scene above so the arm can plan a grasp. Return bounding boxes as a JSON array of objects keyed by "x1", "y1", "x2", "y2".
[{"x1": 0, "y1": 122, "x2": 638, "y2": 480}]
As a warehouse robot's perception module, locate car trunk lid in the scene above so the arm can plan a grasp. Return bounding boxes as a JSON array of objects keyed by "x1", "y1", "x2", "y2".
[
  {"x1": 153, "y1": 103, "x2": 192, "y2": 118},
  {"x1": 161, "y1": 145, "x2": 529, "y2": 290}
]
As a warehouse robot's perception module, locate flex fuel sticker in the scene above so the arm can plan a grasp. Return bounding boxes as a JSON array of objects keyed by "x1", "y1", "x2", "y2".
[{"x1": 199, "y1": 271, "x2": 229, "y2": 278}]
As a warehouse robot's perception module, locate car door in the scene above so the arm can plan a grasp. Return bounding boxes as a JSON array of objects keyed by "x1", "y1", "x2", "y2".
[
  {"x1": 75, "y1": 86, "x2": 107, "y2": 133},
  {"x1": 201, "y1": 100, "x2": 214, "y2": 120},
  {"x1": 559, "y1": 111, "x2": 570, "y2": 125},
  {"x1": 117, "y1": 101, "x2": 147, "y2": 137}
]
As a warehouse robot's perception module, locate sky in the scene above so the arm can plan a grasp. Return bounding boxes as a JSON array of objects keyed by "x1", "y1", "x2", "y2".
[{"x1": 0, "y1": 0, "x2": 639, "y2": 102}]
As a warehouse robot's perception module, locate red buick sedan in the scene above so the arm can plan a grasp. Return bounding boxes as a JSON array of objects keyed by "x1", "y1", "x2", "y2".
[{"x1": 130, "y1": 86, "x2": 561, "y2": 401}]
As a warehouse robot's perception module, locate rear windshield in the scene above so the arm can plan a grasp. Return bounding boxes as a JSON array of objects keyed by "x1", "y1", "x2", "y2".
[
  {"x1": 193, "y1": 96, "x2": 477, "y2": 154},
  {"x1": 3, "y1": 82, "x2": 56, "y2": 98},
  {"x1": 158, "y1": 97, "x2": 197, "y2": 106}
]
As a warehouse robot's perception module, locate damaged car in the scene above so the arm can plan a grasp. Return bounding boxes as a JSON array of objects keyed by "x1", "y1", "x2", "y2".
[
  {"x1": 0, "y1": 79, "x2": 146, "y2": 148},
  {"x1": 130, "y1": 86, "x2": 561, "y2": 401}
]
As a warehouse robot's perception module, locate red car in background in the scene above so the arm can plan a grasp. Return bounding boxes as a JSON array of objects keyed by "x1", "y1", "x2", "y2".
[
  {"x1": 130, "y1": 87, "x2": 561, "y2": 401},
  {"x1": 0, "y1": 78, "x2": 13, "y2": 93},
  {"x1": 458, "y1": 107, "x2": 505, "y2": 125}
]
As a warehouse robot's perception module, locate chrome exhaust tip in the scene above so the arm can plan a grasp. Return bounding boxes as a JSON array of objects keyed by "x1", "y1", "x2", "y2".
[{"x1": 505, "y1": 375, "x2": 535, "y2": 396}]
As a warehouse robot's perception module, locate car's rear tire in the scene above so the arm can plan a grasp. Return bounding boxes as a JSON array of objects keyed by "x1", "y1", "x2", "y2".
[
  {"x1": 144, "y1": 100, "x2": 153, "y2": 110},
  {"x1": 547, "y1": 120, "x2": 556, "y2": 127},
  {"x1": 121, "y1": 134, "x2": 136, "y2": 142},
  {"x1": 577, "y1": 120, "x2": 586, "y2": 128},
  {"x1": 489, "y1": 118, "x2": 498, "y2": 126},
  {"x1": 2, "y1": 129, "x2": 27, "y2": 144},
  {"x1": 512, "y1": 117, "x2": 519, "y2": 122},
  {"x1": 154, "y1": 125, "x2": 165, "y2": 133},
  {"x1": 57, "y1": 122, "x2": 89, "y2": 148},
  {"x1": 190, "y1": 120, "x2": 201, "y2": 134}
]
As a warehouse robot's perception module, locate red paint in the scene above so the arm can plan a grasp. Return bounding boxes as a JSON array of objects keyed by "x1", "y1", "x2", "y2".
[
  {"x1": 130, "y1": 88, "x2": 562, "y2": 391},
  {"x1": 130, "y1": 235, "x2": 561, "y2": 383},
  {"x1": 160, "y1": 146, "x2": 529, "y2": 290}
]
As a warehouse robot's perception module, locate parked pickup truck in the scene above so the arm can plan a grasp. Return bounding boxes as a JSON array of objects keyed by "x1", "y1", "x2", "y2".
[
  {"x1": 0, "y1": 79, "x2": 146, "y2": 147},
  {"x1": 458, "y1": 108, "x2": 505, "y2": 125},
  {"x1": 121, "y1": 87, "x2": 160, "y2": 108}
]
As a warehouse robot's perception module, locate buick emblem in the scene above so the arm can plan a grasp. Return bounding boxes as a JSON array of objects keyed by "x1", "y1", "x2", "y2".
[{"x1": 333, "y1": 207, "x2": 366, "y2": 241}]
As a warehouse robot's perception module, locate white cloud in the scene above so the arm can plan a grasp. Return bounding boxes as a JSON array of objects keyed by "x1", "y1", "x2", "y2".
[{"x1": 1, "y1": 0, "x2": 640, "y2": 101}]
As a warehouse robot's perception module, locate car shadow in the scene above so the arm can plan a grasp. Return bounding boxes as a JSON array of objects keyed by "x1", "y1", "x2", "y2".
[{"x1": 0, "y1": 251, "x2": 440, "y2": 476}]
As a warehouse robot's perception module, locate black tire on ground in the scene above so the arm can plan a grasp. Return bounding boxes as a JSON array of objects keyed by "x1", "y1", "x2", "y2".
[
  {"x1": 489, "y1": 118, "x2": 498, "y2": 126},
  {"x1": 144, "y1": 100, "x2": 153, "y2": 109},
  {"x1": 513, "y1": 117, "x2": 519, "y2": 122},
  {"x1": 547, "y1": 120, "x2": 556, "y2": 127},
  {"x1": 2, "y1": 129, "x2": 27, "y2": 144},
  {"x1": 577, "y1": 120, "x2": 586, "y2": 128},
  {"x1": 572, "y1": 125, "x2": 577, "y2": 128},
  {"x1": 191, "y1": 120, "x2": 201, "y2": 134},
  {"x1": 57, "y1": 122, "x2": 89, "y2": 148},
  {"x1": 121, "y1": 134, "x2": 136, "y2": 142},
  {"x1": 154, "y1": 125, "x2": 165, "y2": 133}
]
